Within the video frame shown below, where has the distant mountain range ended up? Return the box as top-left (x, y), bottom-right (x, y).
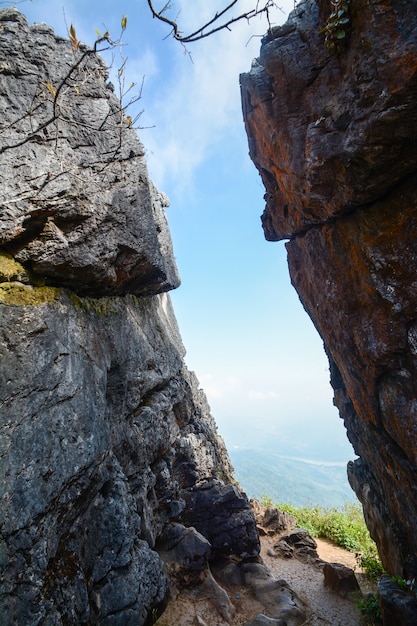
top-left (229, 448), bottom-right (358, 509)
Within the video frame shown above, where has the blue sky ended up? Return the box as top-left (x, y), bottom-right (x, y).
top-left (18, 0), bottom-right (355, 463)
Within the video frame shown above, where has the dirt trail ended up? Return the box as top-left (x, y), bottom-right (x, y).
top-left (156, 536), bottom-right (373, 625)
top-left (262, 536), bottom-right (370, 625)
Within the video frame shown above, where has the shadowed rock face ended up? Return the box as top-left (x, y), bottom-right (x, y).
top-left (241, 0), bottom-right (417, 578)
top-left (0, 9), bottom-right (259, 625)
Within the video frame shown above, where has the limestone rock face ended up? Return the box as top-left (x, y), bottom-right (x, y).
top-left (241, 0), bottom-right (417, 578)
top-left (0, 9), bottom-right (259, 625)
top-left (0, 9), bottom-right (179, 297)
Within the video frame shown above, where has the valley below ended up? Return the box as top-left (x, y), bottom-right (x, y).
top-left (229, 448), bottom-right (358, 508)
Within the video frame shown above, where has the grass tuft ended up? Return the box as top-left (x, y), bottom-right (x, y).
top-left (262, 497), bottom-right (384, 579)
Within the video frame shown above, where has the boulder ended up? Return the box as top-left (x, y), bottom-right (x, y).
top-left (179, 481), bottom-right (260, 560)
top-left (273, 539), bottom-right (295, 559)
top-left (323, 562), bottom-right (361, 599)
top-left (251, 500), bottom-right (297, 536)
top-left (279, 529), bottom-right (320, 566)
top-left (156, 523), bottom-right (211, 586)
top-left (378, 575), bottom-right (417, 626)
top-left (281, 529), bottom-right (317, 550)
top-left (241, 561), bottom-right (306, 626)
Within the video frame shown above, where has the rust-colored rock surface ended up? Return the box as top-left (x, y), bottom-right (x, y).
top-left (241, 0), bottom-right (417, 579)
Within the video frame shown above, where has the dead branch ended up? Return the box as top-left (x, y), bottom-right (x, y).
top-left (146, 0), bottom-right (279, 43)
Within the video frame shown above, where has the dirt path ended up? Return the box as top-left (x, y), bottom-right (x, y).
top-left (156, 536), bottom-right (372, 625)
top-left (262, 536), bottom-right (368, 626)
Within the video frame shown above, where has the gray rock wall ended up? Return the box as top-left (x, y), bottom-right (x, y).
top-left (0, 9), bottom-right (259, 625)
top-left (0, 9), bottom-right (179, 297)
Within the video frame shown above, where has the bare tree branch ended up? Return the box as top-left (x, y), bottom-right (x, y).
top-left (0, 28), bottom-right (142, 157)
top-left (0, 19), bottom-right (148, 212)
top-left (146, 0), bottom-right (279, 43)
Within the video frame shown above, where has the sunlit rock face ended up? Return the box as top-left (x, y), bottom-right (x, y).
top-left (0, 9), bottom-right (179, 297)
top-left (241, 0), bottom-right (417, 579)
top-left (0, 9), bottom-right (259, 625)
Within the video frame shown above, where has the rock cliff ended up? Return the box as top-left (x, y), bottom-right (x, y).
top-left (0, 10), bottom-right (260, 625)
top-left (241, 0), bottom-right (417, 580)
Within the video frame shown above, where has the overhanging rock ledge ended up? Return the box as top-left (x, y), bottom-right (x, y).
top-left (241, 0), bottom-right (417, 580)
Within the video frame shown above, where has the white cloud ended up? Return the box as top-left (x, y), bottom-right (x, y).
top-left (23, 0), bottom-right (295, 196)
top-left (143, 0), bottom-right (294, 195)
top-left (198, 373), bottom-right (225, 399)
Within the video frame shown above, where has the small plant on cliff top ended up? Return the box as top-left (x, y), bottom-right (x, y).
top-left (320, 0), bottom-right (351, 55)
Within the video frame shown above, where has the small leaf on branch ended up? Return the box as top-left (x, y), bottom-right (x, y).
top-left (121, 15), bottom-right (127, 30)
top-left (69, 23), bottom-right (79, 49)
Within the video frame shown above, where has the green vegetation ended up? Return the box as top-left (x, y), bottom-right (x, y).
top-left (320, 0), bottom-right (351, 55)
top-left (262, 497), bottom-right (384, 579)
top-left (261, 497), bottom-right (389, 622)
top-left (0, 251), bottom-right (49, 289)
top-left (263, 498), bottom-right (387, 623)
top-left (68, 292), bottom-right (119, 317)
top-left (356, 593), bottom-right (382, 625)
top-left (0, 282), bottom-right (61, 306)
top-left (0, 252), bottom-right (29, 283)
top-left (230, 449), bottom-right (356, 508)
top-left (391, 575), bottom-right (417, 597)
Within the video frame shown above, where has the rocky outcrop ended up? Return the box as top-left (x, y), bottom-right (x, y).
top-left (0, 9), bottom-right (260, 625)
top-left (0, 10), bottom-right (179, 297)
top-left (241, 0), bottom-right (417, 580)
top-left (378, 575), bottom-right (417, 626)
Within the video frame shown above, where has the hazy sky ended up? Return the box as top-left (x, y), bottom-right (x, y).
top-left (18, 0), bottom-right (355, 463)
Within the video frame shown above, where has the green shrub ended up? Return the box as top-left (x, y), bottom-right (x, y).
top-left (356, 593), bottom-right (382, 625)
top-left (391, 575), bottom-right (417, 597)
top-left (262, 498), bottom-right (384, 579)
top-left (357, 550), bottom-right (385, 581)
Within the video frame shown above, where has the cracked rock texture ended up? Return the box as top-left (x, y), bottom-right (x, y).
top-left (241, 0), bottom-right (417, 580)
top-left (0, 9), bottom-right (259, 625)
top-left (0, 9), bottom-right (179, 297)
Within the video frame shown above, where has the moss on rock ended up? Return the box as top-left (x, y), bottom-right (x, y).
top-left (0, 282), bottom-right (61, 306)
top-left (68, 292), bottom-right (119, 317)
top-left (0, 252), bottom-right (30, 283)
